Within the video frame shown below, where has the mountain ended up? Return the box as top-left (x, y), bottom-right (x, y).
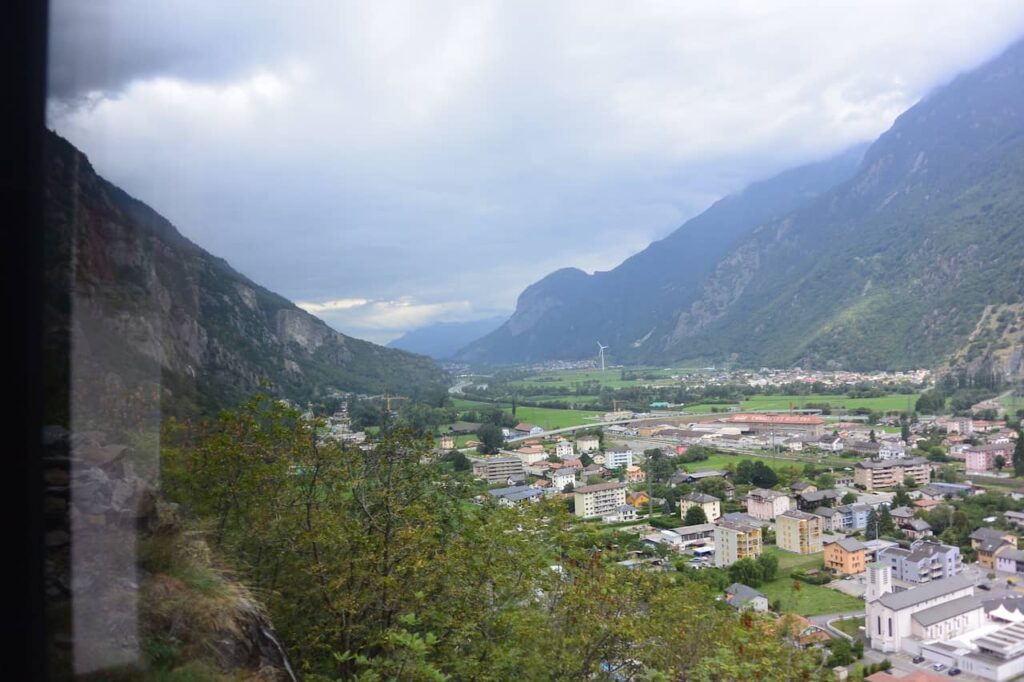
top-left (457, 144), bottom-right (868, 364)
top-left (387, 315), bottom-right (507, 359)
top-left (44, 131), bottom-right (448, 417)
top-left (459, 38), bottom-right (1024, 378)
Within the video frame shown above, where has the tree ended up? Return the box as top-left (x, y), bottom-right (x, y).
top-left (441, 449), bottom-right (471, 471)
top-left (892, 486), bottom-right (911, 508)
top-left (476, 423), bottom-right (504, 454)
top-left (684, 505), bottom-right (708, 526)
top-left (841, 492), bottom-right (858, 505)
top-left (901, 419), bottom-right (911, 443)
top-left (995, 455), bottom-right (1007, 472)
top-left (869, 429), bottom-right (877, 443)
top-left (866, 510), bottom-right (880, 540)
top-left (696, 477), bottom-right (728, 499)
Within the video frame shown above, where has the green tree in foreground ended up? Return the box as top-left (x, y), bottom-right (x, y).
top-left (684, 505), bottom-right (708, 525)
top-left (164, 395), bottom-right (824, 681)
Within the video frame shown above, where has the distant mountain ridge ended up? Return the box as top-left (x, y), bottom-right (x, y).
top-left (458, 38), bottom-right (1024, 379)
top-left (387, 315), bottom-right (507, 359)
top-left (45, 131), bottom-right (448, 416)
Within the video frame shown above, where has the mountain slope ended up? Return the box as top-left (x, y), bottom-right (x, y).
top-left (387, 315), bottom-right (507, 359)
top-left (456, 145), bottom-right (867, 364)
top-left (44, 131), bottom-right (448, 416)
top-left (656, 37), bottom-right (1024, 375)
top-left (459, 38), bottom-right (1024, 377)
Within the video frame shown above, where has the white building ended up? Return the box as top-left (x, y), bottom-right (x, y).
top-left (555, 440), bottom-right (574, 458)
top-left (549, 468), bottom-right (577, 491)
top-left (745, 488), bottom-right (792, 521)
top-left (605, 446), bottom-right (634, 469)
top-left (866, 564), bottom-right (975, 653)
top-left (576, 435), bottom-right (600, 453)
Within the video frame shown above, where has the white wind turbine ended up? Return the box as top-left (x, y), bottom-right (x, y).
top-left (596, 342), bottom-right (608, 371)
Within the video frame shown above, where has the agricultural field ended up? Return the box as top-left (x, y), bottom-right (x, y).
top-left (450, 398), bottom-right (603, 431)
top-left (506, 367), bottom-right (701, 391)
top-left (680, 393), bottom-right (920, 414)
top-left (758, 547), bottom-right (864, 616)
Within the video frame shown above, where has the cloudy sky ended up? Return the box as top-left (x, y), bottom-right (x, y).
top-left (48, 1), bottom-right (1024, 344)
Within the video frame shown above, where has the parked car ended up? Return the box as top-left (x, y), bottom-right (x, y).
top-left (948, 668), bottom-right (962, 676)
top-left (933, 663), bottom-right (947, 671)
top-left (979, 583), bottom-right (991, 591)
top-left (912, 656), bottom-right (925, 664)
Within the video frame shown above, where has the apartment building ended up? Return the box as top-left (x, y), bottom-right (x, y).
top-left (877, 539), bottom-right (962, 583)
top-left (825, 538), bottom-right (867, 575)
top-left (854, 457), bottom-right (931, 491)
top-left (573, 481), bottom-right (627, 519)
top-left (713, 519), bottom-right (763, 567)
top-left (472, 456), bottom-right (526, 484)
top-left (776, 509), bottom-right (823, 554)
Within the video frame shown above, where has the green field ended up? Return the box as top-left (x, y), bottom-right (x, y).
top-left (680, 393), bottom-right (920, 414)
top-left (506, 367), bottom-right (712, 392)
top-left (451, 398), bottom-right (604, 431)
top-left (677, 450), bottom-right (854, 474)
top-left (758, 547), bottom-right (864, 616)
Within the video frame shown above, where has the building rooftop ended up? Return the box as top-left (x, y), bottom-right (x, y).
top-left (748, 488), bottom-right (788, 500)
top-left (827, 538), bottom-right (866, 553)
top-left (575, 482), bottom-right (626, 493)
top-left (682, 492), bottom-right (719, 504)
top-left (716, 519), bottom-right (760, 534)
top-left (876, 575), bottom-right (973, 611)
top-left (725, 583), bottom-right (766, 606)
top-left (855, 457), bottom-right (929, 469)
top-left (720, 413), bottom-right (824, 425)
top-left (778, 509), bottom-right (820, 521)
top-left (974, 620), bottom-right (1024, 659)
top-left (911, 595), bottom-right (983, 627)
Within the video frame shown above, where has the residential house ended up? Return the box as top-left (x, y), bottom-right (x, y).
top-left (791, 481), bottom-right (817, 496)
top-left (573, 482), bottom-right (628, 519)
top-left (713, 519), bottom-right (763, 567)
top-left (825, 538), bottom-right (867, 575)
top-left (971, 528), bottom-right (1018, 569)
top-left (602, 505), bottom-right (638, 523)
top-left (576, 435), bottom-right (600, 453)
top-left (516, 444), bottom-right (547, 465)
top-left (836, 503), bottom-right (872, 531)
top-left (796, 488), bottom-right (839, 511)
top-left (549, 468), bottom-right (577, 491)
top-left (877, 539), bottom-right (962, 583)
top-left (854, 457), bottom-right (931, 491)
top-left (625, 465), bottom-right (645, 483)
top-left (625, 491), bottom-right (650, 509)
top-left (514, 422), bottom-right (544, 437)
top-left (812, 506), bottom-right (841, 533)
top-left (818, 435), bottom-right (844, 452)
top-left (745, 488), bottom-right (792, 520)
top-left (677, 470), bottom-right (730, 486)
top-left (555, 440), bottom-right (574, 458)
top-left (878, 442), bottom-right (907, 460)
top-left (1004, 510), bottom-right (1024, 528)
top-left (996, 549), bottom-right (1024, 575)
top-left (902, 518), bottom-right (933, 540)
top-left (724, 583), bottom-right (769, 612)
top-left (776, 509), bottom-right (823, 555)
top-left (679, 492), bottom-right (721, 523)
top-left (439, 434), bottom-right (455, 450)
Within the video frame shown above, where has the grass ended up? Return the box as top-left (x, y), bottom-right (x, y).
top-left (758, 547), bottom-right (865, 617)
top-left (738, 393), bottom-right (919, 413)
top-left (832, 616), bottom-right (865, 639)
top-left (451, 398), bottom-right (604, 431)
top-left (1001, 393), bottom-right (1024, 415)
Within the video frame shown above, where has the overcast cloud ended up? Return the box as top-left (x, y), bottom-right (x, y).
top-left (48, 1), bottom-right (1024, 343)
